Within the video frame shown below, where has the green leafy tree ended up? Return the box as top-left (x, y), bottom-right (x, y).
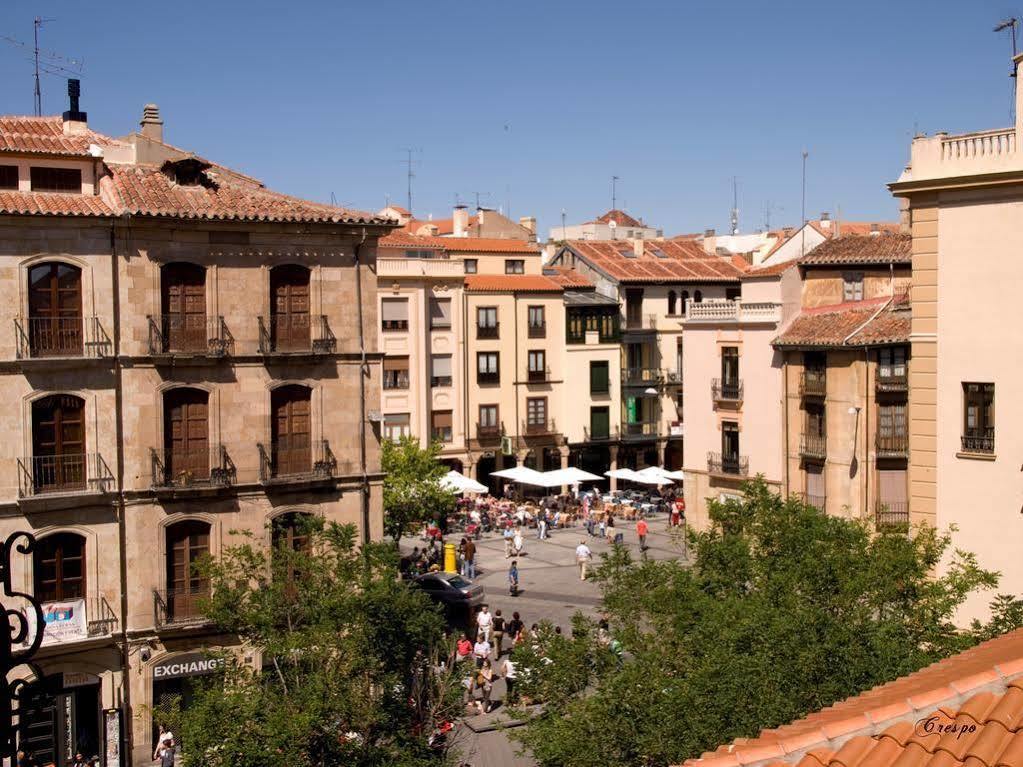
top-left (382, 435), bottom-right (456, 543)
top-left (162, 518), bottom-right (463, 767)
top-left (514, 478), bottom-right (1023, 767)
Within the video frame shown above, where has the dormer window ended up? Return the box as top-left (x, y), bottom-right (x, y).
top-left (30, 167), bottom-right (81, 193)
top-left (163, 158), bottom-right (209, 187)
top-left (0, 165), bottom-right (17, 190)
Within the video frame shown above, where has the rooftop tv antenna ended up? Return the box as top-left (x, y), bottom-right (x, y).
top-left (34, 17), bottom-right (55, 115)
top-left (611, 175), bottom-right (620, 211)
top-left (994, 18), bottom-right (1019, 122)
top-left (400, 147), bottom-right (420, 213)
top-left (801, 150), bottom-right (809, 256)
top-left (472, 191), bottom-right (490, 210)
top-left (730, 176), bottom-right (740, 236)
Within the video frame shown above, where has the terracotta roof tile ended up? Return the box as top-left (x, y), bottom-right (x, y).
top-left (544, 266), bottom-right (593, 288)
top-left (463, 275), bottom-right (564, 293)
top-left (380, 231), bottom-right (539, 254)
top-left (563, 239), bottom-right (745, 284)
top-left (590, 209), bottom-right (644, 227)
top-left (0, 189), bottom-right (114, 216)
top-left (773, 296), bottom-right (910, 348)
top-left (801, 233), bottom-right (911, 266)
top-left (680, 630), bottom-right (1023, 767)
top-left (0, 116), bottom-right (121, 157)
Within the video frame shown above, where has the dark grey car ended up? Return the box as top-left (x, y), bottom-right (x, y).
top-left (412, 572), bottom-right (485, 609)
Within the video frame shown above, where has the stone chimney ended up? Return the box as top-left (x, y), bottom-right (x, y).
top-left (61, 79), bottom-right (88, 135)
top-left (818, 212), bottom-right (831, 231)
top-left (701, 228), bottom-right (717, 255)
top-left (140, 104), bottom-right (164, 142)
top-left (453, 205), bottom-right (469, 237)
top-left (519, 216), bottom-right (537, 236)
top-left (870, 222), bottom-right (880, 235)
top-left (631, 238), bottom-right (645, 258)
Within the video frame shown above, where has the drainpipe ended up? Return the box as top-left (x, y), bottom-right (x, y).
top-left (110, 215), bottom-right (133, 761)
top-left (462, 285), bottom-right (470, 475)
top-left (864, 345), bottom-right (870, 522)
top-left (353, 229), bottom-right (371, 545)
top-left (783, 352), bottom-right (790, 497)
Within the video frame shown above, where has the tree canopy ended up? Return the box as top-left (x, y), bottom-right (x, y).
top-left (382, 435), bottom-right (456, 543)
top-left (162, 518), bottom-right (462, 767)
top-left (513, 478), bottom-right (1023, 767)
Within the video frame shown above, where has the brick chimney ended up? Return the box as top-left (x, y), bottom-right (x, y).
top-left (453, 205), bottom-right (469, 237)
top-left (140, 104), bottom-right (164, 142)
top-left (61, 79), bottom-right (88, 135)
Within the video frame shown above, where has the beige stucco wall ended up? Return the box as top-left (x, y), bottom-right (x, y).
top-left (801, 267), bottom-right (912, 308)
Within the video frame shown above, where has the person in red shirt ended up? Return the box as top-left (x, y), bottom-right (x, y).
top-left (636, 515), bottom-right (649, 550)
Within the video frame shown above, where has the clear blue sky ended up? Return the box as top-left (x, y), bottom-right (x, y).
top-left (2, 0), bottom-right (1019, 236)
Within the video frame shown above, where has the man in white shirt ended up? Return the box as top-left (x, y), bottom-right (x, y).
top-left (476, 605), bottom-right (493, 642)
top-left (576, 541), bottom-right (593, 580)
top-left (473, 635), bottom-right (491, 667)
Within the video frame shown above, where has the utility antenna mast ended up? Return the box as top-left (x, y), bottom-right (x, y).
top-left (400, 148), bottom-right (417, 213)
top-left (994, 18), bottom-right (1019, 122)
top-left (611, 175), bottom-right (620, 210)
top-left (730, 176), bottom-right (740, 236)
top-left (33, 17), bottom-right (56, 116)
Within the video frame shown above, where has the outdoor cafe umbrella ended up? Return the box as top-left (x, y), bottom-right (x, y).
top-left (440, 470), bottom-right (488, 494)
top-left (490, 465), bottom-right (555, 488)
top-left (543, 467), bottom-right (604, 485)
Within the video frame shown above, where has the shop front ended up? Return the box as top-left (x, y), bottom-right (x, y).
top-left (20, 671), bottom-right (103, 765)
top-left (148, 651), bottom-right (226, 754)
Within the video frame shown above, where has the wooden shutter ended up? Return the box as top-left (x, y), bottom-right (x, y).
top-left (590, 407), bottom-right (609, 439)
top-left (590, 361), bottom-right (608, 393)
top-left (28, 262), bottom-right (83, 356)
top-left (32, 395), bottom-right (86, 491)
top-left (166, 521), bottom-right (210, 620)
top-left (33, 533), bottom-right (85, 602)
top-left (165, 388), bottom-right (209, 480)
top-left (878, 469), bottom-right (907, 506)
top-left (805, 464), bottom-right (825, 501)
top-left (270, 265), bottom-right (311, 351)
top-left (162, 263), bottom-right (207, 351)
top-left (272, 385), bottom-right (312, 476)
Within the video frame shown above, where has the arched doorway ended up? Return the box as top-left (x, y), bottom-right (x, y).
top-left (269, 265), bottom-right (311, 351)
top-left (28, 262), bottom-right (82, 356)
top-left (32, 394), bottom-right (86, 493)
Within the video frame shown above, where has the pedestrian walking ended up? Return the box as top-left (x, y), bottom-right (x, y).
top-left (473, 633), bottom-right (491, 667)
top-left (462, 537), bottom-right (477, 580)
top-left (506, 611), bottom-right (524, 647)
top-left (475, 605), bottom-right (493, 642)
top-left (576, 540), bottom-right (593, 580)
top-left (476, 659), bottom-right (495, 713)
top-left (605, 515), bottom-right (616, 544)
top-left (503, 525), bottom-right (514, 558)
top-left (492, 609), bottom-right (506, 656)
top-left (636, 515), bottom-right (649, 550)
top-left (507, 560), bottom-right (519, 597)
top-left (455, 631), bottom-right (473, 662)
top-left (503, 656), bottom-right (518, 704)
top-left (537, 514), bottom-right (548, 540)
top-left (513, 526), bottom-right (524, 557)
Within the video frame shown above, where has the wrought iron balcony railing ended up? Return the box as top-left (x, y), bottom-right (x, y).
top-left (475, 422), bottom-right (504, 444)
top-left (664, 368), bottom-right (683, 386)
top-left (875, 501), bottom-right (910, 531)
top-left (527, 366), bottom-right (551, 383)
top-left (148, 315), bottom-right (232, 356)
top-left (528, 322), bottom-right (546, 338)
top-left (623, 313), bottom-right (657, 332)
top-left (799, 433), bottom-right (827, 460)
top-left (876, 370), bottom-right (908, 393)
top-left (875, 432), bottom-right (909, 458)
top-left (583, 424), bottom-right (619, 442)
top-left (477, 371), bottom-right (499, 385)
top-left (522, 418), bottom-right (558, 437)
top-left (258, 440), bottom-right (336, 483)
top-left (150, 445), bottom-right (236, 489)
top-left (15, 316), bottom-right (111, 359)
top-left (712, 378), bottom-right (744, 402)
top-left (707, 452), bottom-right (749, 476)
top-left (803, 493), bottom-right (826, 512)
top-left (154, 586), bottom-right (210, 628)
top-left (961, 430), bottom-right (994, 454)
top-left (476, 323), bottom-right (499, 340)
top-left (621, 421), bottom-right (660, 440)
top-left (622, 367), bottom-right (663, 387)
top-left (17, 453), bottom-right (114, 498)
top-left (258, 315), bottom-right (336, 354)
top-left (800, 369), bottom-right (827, 398)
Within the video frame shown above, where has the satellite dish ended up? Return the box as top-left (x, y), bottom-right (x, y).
top-left (608, 220), bottom-right (617, 229)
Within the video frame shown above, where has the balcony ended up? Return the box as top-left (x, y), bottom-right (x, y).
top-left (622, 367), bottom-right (664, 387)
top-left (707, 452), bottom-right (749, 476)
top-left (15, 317), bottom-right (111, 359)
top-left (477, 323), bottom-right (499, 340)
top-left (258, 315), bottom-right (336, 354)
top-left (685, 300), bottom-right (781, 324)
top-left (664, 368), bottom-right (683, 386)
top-left (376, 257), bottom-right (464, 278)
top-left (528, 322), bottom-right (546, 339)
top-left (623, 313), bottom-right (657, 334)
top-left (258, 440), bottom-right (336, 484)
top-left (799, 433), bottom-right (827, 461)
top-left (150, 445), bottom-right (236, 490)
top-left (875, 432), bottom-right (909, 458)
top-left (477, 371), bottom-right (499, 385)
top-left (712, 378), bottom-right (744, 403)
top-left (800, 369), bottom-right (827, 398)
top-left (896, 127), bottom-right (1020, 186)
top-left (621, 421), bottom-right (660, 441)
top-left (583, 424), bottom-right (619, 442)
top-left (431, 375), bottom-right (453, 387)
top-left (154, 586), bottom-right (210, 628)
top-left (17, 453), bottom-right (114, 498)
top-left (522, 418), bottom-right (558, 437)
top-left (961, 430), bottom-right (995, 454)
top-left (875, 501), bottom-right (910, 531)
top-left (527, 367), bottom-right (551, 384)
top-left (475, 422), bottom-right (504, 445)
top-left (876, 369), bottom-right (908, 393)
top-left (802, 493), bottom-right (826, 512)
top-left (148, 315), bottom-right (232, 357)
top-left (381, 319), bottom-right (409, 332)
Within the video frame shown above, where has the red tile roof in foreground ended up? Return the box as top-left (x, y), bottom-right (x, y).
top-left (379, 232), bottom-right (540, 254)
top-left (0, 116), bottom-right (119, 156)
top-left (464, 275), bottom-right (564, 293)
top-left (544, 266), bottom-right (593, 288)
top-left (0, 189), bottom-right (115, 217)
top-left (681, 628), bottom-right (1023, 767)
top-left (801, 233), bottom-right (912, 266)
top-left (564, 239), bottom-right (746, 284)
top-left (773, 295), bottom-right (910, 348)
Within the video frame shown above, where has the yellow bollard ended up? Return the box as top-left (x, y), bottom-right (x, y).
top-left (444, 542), bottom-right (457, 574)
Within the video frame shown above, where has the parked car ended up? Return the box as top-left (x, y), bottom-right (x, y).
top-left (411, 572), bottom-right (484, 609)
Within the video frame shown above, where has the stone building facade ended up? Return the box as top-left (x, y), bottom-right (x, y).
top-left (0, 101), bottom-right (392, 765)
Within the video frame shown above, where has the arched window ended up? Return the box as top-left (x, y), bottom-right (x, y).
top-left (34, 532), bottom-right (86, 602)
top-left (32, 394), bottom-right (86, 493)
top-left (694, 290), bottom-right (703, 303)
top-left (163, 388), bottom-right (209, 482)
top-left (269, 265), bottom-right (311, 351)
top-left (28, 262), bottom-right (82, 357)
top-left (160, 263), bottom-right (206, 352)
top-left (271, 385), bottom-right (312, 477)
top-left (667, 290), bottom-right (677, 315)
top-left (165, 520), bottom-right (210, 622)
